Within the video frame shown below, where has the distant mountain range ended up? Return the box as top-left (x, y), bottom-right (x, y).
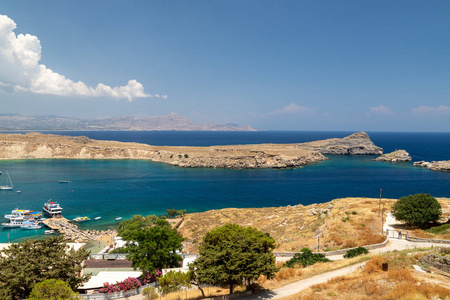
top-left (0, 113), bottom-right (256, 131)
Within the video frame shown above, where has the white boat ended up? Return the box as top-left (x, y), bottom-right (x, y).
top-left (73, 216), bottom-right (90, 222)
top-left (2, 219), bottom-right (24, 228)
top-left (43, 200), bottom-right (63, 217)
top-left (21, 222), bottom-right (43, 230)
top-left (115, 217), bottom-right (122, 221)
top-left (59, 180), bottom-right (70, 183)
top-left (94, 217), bottom-right (101, 220)
top-left (5, 209), bottom-right (31, 219)
top-left (0, 171), bottom-right (13, 190)
top-left (44, 230), bottom-right (55, 235)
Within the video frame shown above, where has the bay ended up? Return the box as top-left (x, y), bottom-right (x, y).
top-left (0, 131), bottom-right (449, 243)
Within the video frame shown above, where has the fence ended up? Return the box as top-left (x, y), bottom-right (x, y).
top-left (386, 229), bottom-right (450, 244)
top-left (274, 236), bottom-right (389, 258)
top-left (80, 282), bottom-right (157, 300)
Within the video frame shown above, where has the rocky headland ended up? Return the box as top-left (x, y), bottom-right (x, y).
top-left (300, 131), bottom-right (383, 155)
top-left (414, 160), bottom-right (450, 172)
top-left (0, 131), bottom-right (382, 169)
top-left (374, 150), bottom-right (412, 162)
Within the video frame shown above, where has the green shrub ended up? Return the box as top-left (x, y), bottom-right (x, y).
top-left (344, 246), bottom-right (369, 258)
top-left (184, 154), bottom-right (189, 158)
top-left (142, 287), bottom-right (158, 300)
top-left (284, 248), bottom-right (331, 268)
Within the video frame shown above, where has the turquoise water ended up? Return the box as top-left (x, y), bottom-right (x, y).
top-left (0, 131), bottom-right (449, 242)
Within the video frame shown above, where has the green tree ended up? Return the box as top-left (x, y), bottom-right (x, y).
top-left (190, 223), bottom-right (277, 294)
top-left (158, 270), bottom-right (191, 295)
top-left (118, 215), bottom-right (183, 272)
top-left (392, 194), bottom-right (442, 227)
top-left (0, 236), bottom-right (90, 300)
top-left (28, 279), bottom-right (82, 300)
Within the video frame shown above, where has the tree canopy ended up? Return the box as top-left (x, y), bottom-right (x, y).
top-left (190, 223), bottom-right (277, 294)
top-left (0, 236), bottom-right (90, 300)
top-left (391, 193), bottom-right (442, 227)
top-left (158, 270), bottom-right (191, 295)
top-left (117, 215), bottom-right (183, 272)
top-left (28, 279), bottom-right (82, 300)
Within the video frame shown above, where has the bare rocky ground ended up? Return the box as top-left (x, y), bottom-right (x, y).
top-left (178, 197), bottom-right (450, 254)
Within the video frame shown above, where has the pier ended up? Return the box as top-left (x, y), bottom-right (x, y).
top-left (43, 217), bottom-right (95, 242)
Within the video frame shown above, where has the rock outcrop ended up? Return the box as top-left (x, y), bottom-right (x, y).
top-left (374, 150), bottom-right (412, 162)
top-left (414, 160), bottom-right (450, 172)
top-left (300, 132), bottom-right (383, 155)
top-left (0, 131), bottom-right (382, 169)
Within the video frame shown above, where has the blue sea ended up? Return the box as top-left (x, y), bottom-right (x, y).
top-left (0, 131), bottom-right (449, 243)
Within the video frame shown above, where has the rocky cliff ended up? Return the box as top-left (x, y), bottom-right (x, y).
top-left (374, 150), bottom-right (412, 162)
top-left (0, 131), bottom-right (382, 169)
top-left (300, 132), bottom-right (383, 155)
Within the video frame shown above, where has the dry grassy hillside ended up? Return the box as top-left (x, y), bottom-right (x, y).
top-left (178, 197), bottom-right (450, 253)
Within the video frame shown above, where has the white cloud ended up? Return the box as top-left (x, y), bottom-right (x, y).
top-left (0, 14), bottom-right (165, 101)
top-left (369, 105), bottom-right (392, 115)
top-left (411, 105), bottom-right (450, 115)
top-left (268, 103), bottom-right (315, 115)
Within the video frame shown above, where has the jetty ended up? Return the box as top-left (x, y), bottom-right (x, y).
top-left (43, 217), bottom-right (95, 242)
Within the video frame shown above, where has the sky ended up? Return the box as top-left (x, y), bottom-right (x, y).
top-left (0, 1), bottom-right (449, 131)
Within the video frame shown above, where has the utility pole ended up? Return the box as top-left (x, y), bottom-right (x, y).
top-left (317, 236), bottom-right (320, 252)
top-left (381, 203), bottom-right (385, 235)
top-left (378, 188), bottom-right (382, 217)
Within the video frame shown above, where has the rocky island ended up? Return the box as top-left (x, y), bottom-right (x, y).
top-left (414, 160), bottom-right (450, 172)
top-left (0, 131), bottom-right (382, 169)
top-left (374, 150), bottom-right (412, 162)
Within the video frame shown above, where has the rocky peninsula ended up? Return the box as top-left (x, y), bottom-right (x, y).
top-left (0, 131), bottom-right (382, 169)
top-left (374, 150), bottom-right (412, 162)
top-left (414, 160), bottom-right (450, 172)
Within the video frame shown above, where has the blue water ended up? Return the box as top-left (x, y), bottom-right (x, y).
top-left (0, 131), bottom-right (449, 243)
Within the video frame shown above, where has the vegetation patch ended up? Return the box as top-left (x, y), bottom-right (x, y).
top-left (343, 246), bottom-right (369, 258)
top-left (284, 248), bottom-right (331, 268)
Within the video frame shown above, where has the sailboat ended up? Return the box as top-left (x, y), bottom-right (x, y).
top-left (0, 172), bottom-right (13, 190)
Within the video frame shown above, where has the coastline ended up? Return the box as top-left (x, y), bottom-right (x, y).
top-left (0, 131), bottom-right (381, 169)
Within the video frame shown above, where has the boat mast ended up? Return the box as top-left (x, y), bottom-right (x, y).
top-left (6, 172), bottom-right (13, 189)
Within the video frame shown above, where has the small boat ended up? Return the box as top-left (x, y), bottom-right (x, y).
top-left (94, 217), bottom-right (101, 221)
top-left (59, 180), bottom-right (70, 183)
top-left (0, 171), bottom-right (13, 190)
top-left (73, 216), bottom-right (91, 222)
top-left (44, 230), bottom-right (55, 235)
top-left (16, 190), bottom-right (21, 193)
top-left (21, 222), bottom-right (43, 230)
top-left (115, 217), bottom-right (122, 221)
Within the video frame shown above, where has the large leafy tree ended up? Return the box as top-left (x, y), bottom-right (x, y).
top-left (392, 193), bottom-right (442, 227)
top-left (118, 215), bottom-right (183, 272)
top-left (0, 236), bottom-right (90, 300)
top-left (190, 223), bottom-right (277, 294)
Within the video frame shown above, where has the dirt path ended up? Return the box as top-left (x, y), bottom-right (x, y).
top-left (240, 262), bottom-right (366, 300)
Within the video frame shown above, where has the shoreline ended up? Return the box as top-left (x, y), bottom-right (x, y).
top-left (0, 131), bottom-right (381, 169)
